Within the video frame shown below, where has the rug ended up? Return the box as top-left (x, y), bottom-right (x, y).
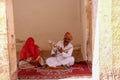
top-left (18, 61), bottom-right (92, 79)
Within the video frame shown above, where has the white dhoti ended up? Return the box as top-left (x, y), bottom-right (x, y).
top-left (46, 41), bottom-right (75, 67)
top-left (46, 56), bottom-right (75, 67)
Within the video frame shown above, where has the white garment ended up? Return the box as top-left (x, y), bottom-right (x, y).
top-left (19, 56), bottom-right (45, 69)
top-left (46, 41), bottom-right (75, 67)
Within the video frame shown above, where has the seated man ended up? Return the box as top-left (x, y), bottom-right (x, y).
top-left (19, 37), bottom-right (45, 68)
top-left (46, 32), bottom-right (75, 68)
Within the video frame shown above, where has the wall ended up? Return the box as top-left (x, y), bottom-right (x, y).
top-left (0, 0), bottom-right (10, 80)
top-left (92, 0), bottom-right (118, 79)
top-left (92, 0), bottom-right (98, 52)
top-left (80, 0), bottom-right (88, 60)
top-left (1, 0), bottom-right (120, 80)
top-left (13, 0), bottom-right (82, 53)
top-left (112, 0), bottom-right (120, 79)
top-left (80, 0), bottom-right (93, 62)
top-left (84, 0), bottom-right (93, 62)
top-left (0, 0), bottom-right (17, 80)
top-left (98, 0), bottom-right (112, 79)
top-left (6, 0), bottom-right (17, 79)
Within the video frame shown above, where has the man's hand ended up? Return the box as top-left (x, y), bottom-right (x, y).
top-left (51, 54), bottom-right (56, 57)
top-left (58, 48), bottom-right (64, 53)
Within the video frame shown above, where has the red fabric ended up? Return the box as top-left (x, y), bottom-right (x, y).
top-left (20, 37), bottom-right (40, 61)
top-left (18, 61), bottom-right (92, 79)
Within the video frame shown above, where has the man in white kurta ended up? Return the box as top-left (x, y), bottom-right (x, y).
top-left (46, 32), bottom-right (75, 67)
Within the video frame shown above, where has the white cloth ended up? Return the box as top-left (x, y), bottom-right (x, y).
top-left (19, 61), bottom-right (35, 69)
top-left (19, 56), bottom-right (45, 69)
top-left (46, 41), bottom-right (75, 67)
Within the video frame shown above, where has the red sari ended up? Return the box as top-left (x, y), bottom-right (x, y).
top-left (20, 37), bottom-right (43, 66)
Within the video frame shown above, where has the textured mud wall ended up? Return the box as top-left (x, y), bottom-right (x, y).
top-left (99, 0), bottom-right (113, 79)
top-left (6, 0), bottom-right (17, 79)
top-left (112, 0), bottom-right (120, 79)
top-left (80, 0), bottom-right (93, 62)
top-left (0, 0), bottom-right (120, 80)
top-left (80, 0), bottom-right (88, 60)
top-left (0, 0), bottom-right (17, 80)
top-left (85, 0), bottom-right (93, 63)
top-left (99, 0), bottom-right (120, 80)
top-left (0, 0), bottom-right (10, 80)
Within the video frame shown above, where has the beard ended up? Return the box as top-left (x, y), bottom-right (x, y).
top-left (64, 40), bottom-right (69, 46)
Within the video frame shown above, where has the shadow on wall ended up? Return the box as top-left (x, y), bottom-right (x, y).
top-left (16, 39), bottom-right (25, 62)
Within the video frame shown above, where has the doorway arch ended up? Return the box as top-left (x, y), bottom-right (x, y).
top-left (0, 0), bottom-right (101, 79)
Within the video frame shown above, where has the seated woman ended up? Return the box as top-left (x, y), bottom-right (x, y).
top-left (19, 37), bottom-right (45, 68)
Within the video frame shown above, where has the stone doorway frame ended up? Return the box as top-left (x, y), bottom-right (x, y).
top-left (6, 0), bottom-right (119, 79)
top-left (0, 0), bottom-right (105, 79)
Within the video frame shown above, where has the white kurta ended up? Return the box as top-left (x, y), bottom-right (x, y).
top-left (46, 41), bottom-right (75, 67)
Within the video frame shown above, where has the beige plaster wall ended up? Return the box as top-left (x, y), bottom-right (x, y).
top-left (80, 0), bottom-right (88, 60)
top-left (80, 0), bottom-right (93, 60)
top-left (13, 0), bottom-right (82, 52)
top-left (85, 0), bottom-right (93, 62)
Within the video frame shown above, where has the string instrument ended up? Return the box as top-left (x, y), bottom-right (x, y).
top-left (48, 40), bottom-right (72, 53)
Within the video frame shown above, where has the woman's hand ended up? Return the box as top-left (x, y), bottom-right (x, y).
top-left (26, 57), bottom-right (32, 62)
top-left (29, 60), bottom-right (36, 64)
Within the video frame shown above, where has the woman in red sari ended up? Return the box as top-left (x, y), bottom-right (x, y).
top-left (19, 37), bottom-right (45, 67)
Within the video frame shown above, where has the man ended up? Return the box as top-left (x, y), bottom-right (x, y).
top-left (46, 32), bottom-right (75, 68)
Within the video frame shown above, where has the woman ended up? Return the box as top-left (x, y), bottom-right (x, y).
top-left (19, 37), bottom-right (45, 67)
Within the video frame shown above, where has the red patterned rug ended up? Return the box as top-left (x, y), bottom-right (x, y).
top-left (18, 61), bottom-right (92, 79)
